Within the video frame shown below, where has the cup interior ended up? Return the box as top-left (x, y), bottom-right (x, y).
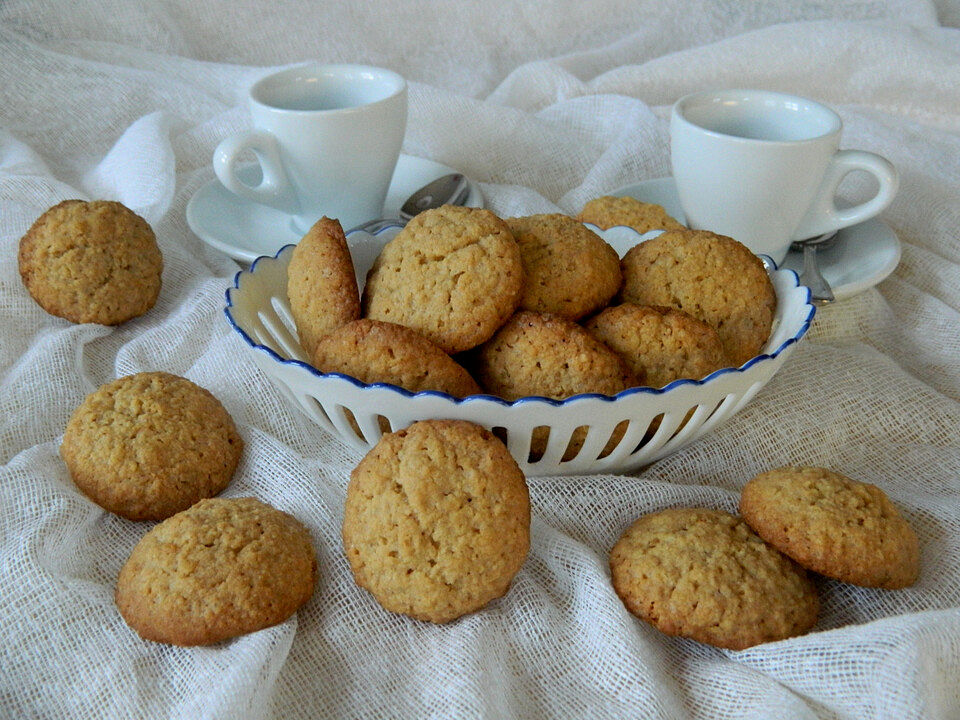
top-left (677, 90), bottom-right (840, 142)
top-left (252, 63), bottom-right (405, 113)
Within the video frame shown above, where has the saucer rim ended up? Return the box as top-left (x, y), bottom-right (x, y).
top-left (608, 175), bottom-right (902, 301)
top-left (186, 153), bottom-right (484, 263)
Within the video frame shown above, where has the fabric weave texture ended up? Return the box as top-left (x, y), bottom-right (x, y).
top-left (1, 1), bottom-right (958, 717)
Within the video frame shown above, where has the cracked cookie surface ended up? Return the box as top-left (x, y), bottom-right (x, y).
top-left (361, 205), bottom-right (523, 353)
top-left (287, 216), bottom-right (361, 358)
top-left (506, 213), bottom-right (621, 320)
top-left (18, 199), bottom-right (163, 325)
top-left (342, 420), bottom-right (530, 623)
top-left (61, 371), bottom-right (243, 521)
top-left (740, 466), bottom-right (920, 588)
top-left (620, 229), bottom-right (775, 366)
top-left (585, 303), bottom-right (728, 388)
top-left (116, 497), bottom-right (317, 646)
top-left (610, 507), bottom-right (818, 649)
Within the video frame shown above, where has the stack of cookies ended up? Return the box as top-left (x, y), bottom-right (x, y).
top-left (60, 369), bottom-right (318, 647)
top-left (286, 199), bottom-right (777, 459)
top-left (610, 466), bottom-right (920, 649)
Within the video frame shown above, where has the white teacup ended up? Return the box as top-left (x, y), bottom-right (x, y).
top-left (214, 63), bottom-right (407, 232)
top-left (670, 89), bottom-right (898, 263)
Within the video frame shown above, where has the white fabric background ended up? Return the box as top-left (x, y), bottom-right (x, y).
top-left (1, 1), bottom-right (959, 718)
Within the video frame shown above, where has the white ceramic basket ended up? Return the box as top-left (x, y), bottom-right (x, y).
top-left (225, 224), bottom-right (815, 476)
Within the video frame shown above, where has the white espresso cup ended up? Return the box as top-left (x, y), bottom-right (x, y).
top-left (214, 63), bottom-right (407, 232)
top-left (670, 89), bottom-right (898, 263)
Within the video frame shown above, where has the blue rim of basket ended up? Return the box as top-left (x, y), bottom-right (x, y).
top-left (224, 225), bottom-right (815, 408)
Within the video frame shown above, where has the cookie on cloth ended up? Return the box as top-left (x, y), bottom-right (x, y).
top-left (473, 311), bottom-right (638, 459)
top-left (312, 318), bottom-right (480, 397)
top-left (739, 466), bottom-right (920, 589)
top-left (620, 229), bottom-right (775, 366)
top-left (505, 213), bottom-right (621, 320)
top-left (609, 508), bottom-right (819, 650)
top-left (585, 303), bottom-right (728, 388)
top-left (287, 216), bottom-right (361, 358)
top-left (361, 205), bottom-right (524, 354)
top-left (342, 420), bottom-right (530, 623)
top-left (61, 372), bottom-right (243, 521)
top-left (576, 196), bottom-right (685, 234)
top-left (18, 199), bottom-right (163, 325)
top-left (116, 497), bottom-right (317, 646)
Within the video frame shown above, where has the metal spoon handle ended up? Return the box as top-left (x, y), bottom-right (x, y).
top-left (801, 242), bottom-right (835, 305)
top-left (349, 218), bottom-right (405, 234)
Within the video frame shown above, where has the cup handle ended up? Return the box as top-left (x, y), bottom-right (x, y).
top-left (213, 131), bottom-right (300, 214)
top-left (793, 150), bottom-right (899, 239)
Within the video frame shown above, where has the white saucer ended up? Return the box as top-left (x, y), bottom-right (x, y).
top-left (609, 177), bottom-right (902, 302)
top-left (186, 154), bottom-right (485, 263)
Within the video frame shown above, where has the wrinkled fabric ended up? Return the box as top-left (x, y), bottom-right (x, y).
top-left (1, 2), bottom-right (959, 718)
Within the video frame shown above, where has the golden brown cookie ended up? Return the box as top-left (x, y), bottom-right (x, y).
top-left (576, 196), bottom-right (685, 234)
top-left (506, 213), bottom-right (621, 320)
top-left (343, 420), bottom-right (530, 623)
top-left (61, 372), bottom-right (243, 521)
top-left (287, 216), bottom-right (361, 358)
top-left (585, 303), bottom-right (728, 388)
top-left (620, 229), bottom-right (775, 366)
top-left (116, 497), bottom-right (317, 646)
top-left (474, 311), bottom-right (638, 400)
top-left (361, 205), bottom-right (524, 354)
top-left (18, 199), bottom-right (163, 325)
top-left (610, 508), bottom-right (819, 649)
top-left (740, 466), bottom-right (920, 589)
top-left (473, 311), bottom-right (638, 459)
top-left (312, 319), bottom-right (480, 397)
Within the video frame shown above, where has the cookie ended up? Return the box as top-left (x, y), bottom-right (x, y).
top-left (740, 466), bottom-right (920, 589)
top-left (506, 214), bottom-right (621, 320)
top-left (475, 311), bottom-right (638, 400)
top-left (343, 420), bottom-right (530, 623)
top-left (610, 508), bottom-right (819, 649)
top-left (18, 199), bottom-right (163, 325)
top-left (576, 196), bottom-right (685, 234)
top-left (620, 229), bottom-right (775, 366)
top-left (361, 205), bottom-right (524, 353)
top-left (585, 303), bottom-right (728, 388)
top-left (287, 216), bottom-right (361, 358)
top-left (312, 319), bottom-right (480, 397)
top-left (116, 497), bottom-right (317, 646)
top-left (474, 311), bottom-right (637, 459)
top-left (61, 372), bottom-right (243, 521)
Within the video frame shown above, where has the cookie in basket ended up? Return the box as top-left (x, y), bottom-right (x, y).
top-left (576, 196), bottom-right (685, 234)
top-left (343, 420), bottom-right (530, 623)
top-left (740, 466), bottom-right (920, 589)
top-left (287, 216), bottom-right (361, 357)
top-left (61, 372), bottom-right (243, 521)
top-left (506, 213), bottom-right (621, 320)
top-left (361, 205), bottom-right (524, 354)
top-left (585, 303), bottom-right (728, 388)
top-left (609, 507), bottom-right (819, 649)
top-left (312, 319), bottom-right (480, 397)
top-left (116, 497), bottom-right (317, 646)
top-left (18, 199), bottom-right (162, 325)
top-left (474, 311), bottom-right (638, 460)
top-left (620, 229), bottom-right (775, 366)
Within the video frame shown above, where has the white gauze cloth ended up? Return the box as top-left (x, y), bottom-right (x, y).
top-left (0, 1), bottom-right (958, 718)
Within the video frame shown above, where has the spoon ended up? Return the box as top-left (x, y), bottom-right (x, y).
top-left (349, 173), bottom-right (471, 233)
top-left (790, 231), bottom-right (839, 306)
